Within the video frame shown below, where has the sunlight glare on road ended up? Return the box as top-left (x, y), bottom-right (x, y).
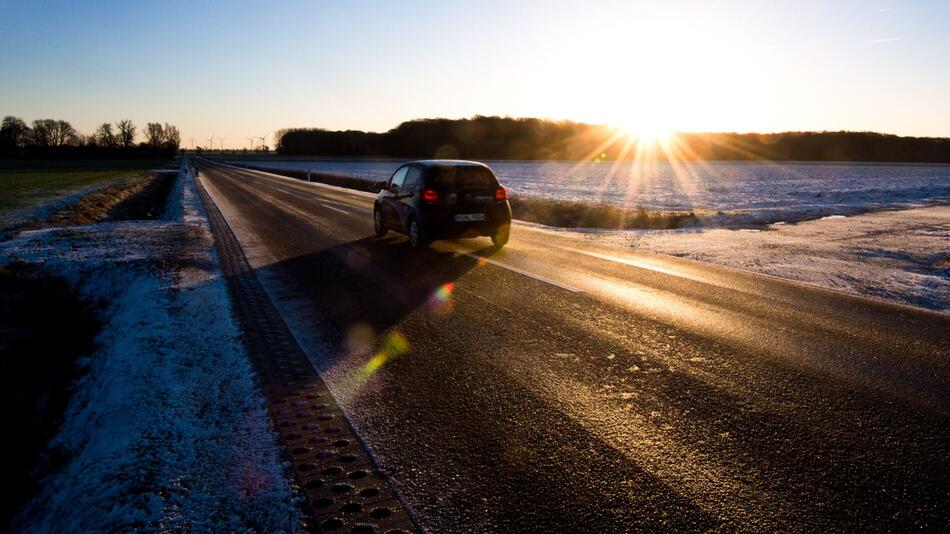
top-left (584, 276), bottom-right (709, 328)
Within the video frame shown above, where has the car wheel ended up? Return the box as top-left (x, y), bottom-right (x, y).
top-left (373, 209), bottom-right (387, 237)
top-left (408, 219), bottom-right (426, 248)
top-left (491, 224), bottom-right (510, 248)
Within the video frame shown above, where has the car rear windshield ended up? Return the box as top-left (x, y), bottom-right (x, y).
top-left (427, 166), bottom-right (497, 187)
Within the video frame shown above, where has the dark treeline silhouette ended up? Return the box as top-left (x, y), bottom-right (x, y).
top-left (1, 116), bottom-right (180, 159)
top-left (275, 116), bottom-right (950, 163)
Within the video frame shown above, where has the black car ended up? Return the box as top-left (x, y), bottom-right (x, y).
top-left (373, 160), bottom-right (512, 248)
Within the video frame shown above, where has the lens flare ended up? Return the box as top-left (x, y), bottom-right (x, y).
top-left (427, 282), bottom-right (456, 314)
top-left (380, 330), bottom-right (409, 356)
top-left (344, 329), bottom-right (411, 395)
top-left (360, 330), bottom-right (409, 373)
top-left (363, 353), bottom-right (388, 374)
top-left (435, 282), bottom-right (454, 302)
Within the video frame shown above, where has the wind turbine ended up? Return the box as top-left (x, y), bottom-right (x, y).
top-left (247, 137), bottom-right (257, 150)
top-left (218, 138), bottom-right (227, 151)
top-left (207, 134), bottom-right (214, 151)
top-left (258, 135), bottom-right (268, 150)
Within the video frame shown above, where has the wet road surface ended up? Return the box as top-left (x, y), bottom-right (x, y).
top-left (200, 161), bottom-right (950, 532)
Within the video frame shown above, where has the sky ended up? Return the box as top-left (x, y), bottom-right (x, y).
top-left (1, 0), bottom-right (949, 148)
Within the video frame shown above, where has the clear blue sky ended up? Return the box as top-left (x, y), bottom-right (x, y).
top-left (2, 0), bottom-right (948, 148)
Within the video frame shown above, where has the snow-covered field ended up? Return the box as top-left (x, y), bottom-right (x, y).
top-left (230, 158), bottom-right (950, 225)
top-left (0, 168), bottom-right (298, 531)
top-left (549, 205), bottom-right (950, 312)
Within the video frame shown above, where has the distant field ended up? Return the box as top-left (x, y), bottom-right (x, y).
top-left (0, 160), bottom-right (171, 228)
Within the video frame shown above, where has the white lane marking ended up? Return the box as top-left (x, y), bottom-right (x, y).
top-left (319, 198), bottom-right (357, 209)
top-left (228, 167), bottom-right (361, 216)
top-left (322, 203), bottom-right (350, 214)
top-left (226, 163), bottom-right (376, 198)
top-left (459, 252), bottom-right (583, 293)
top-left (233, 167), bottom-right (372, 210)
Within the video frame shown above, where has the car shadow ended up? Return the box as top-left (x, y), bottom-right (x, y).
top-left (252, 234), bottom-right (496, 363)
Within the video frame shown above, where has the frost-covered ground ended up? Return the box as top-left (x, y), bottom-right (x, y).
top-left (547, 205), bottom-right (950, 312)
top-left (230, 158), bottom-right (950, 225)
top-left (0, 168), bottom-right (298, 531)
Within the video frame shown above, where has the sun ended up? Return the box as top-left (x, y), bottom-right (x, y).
top-left (630, 125), bottom-right (674, 146)
top-left (615, 118), bottom-right (675, 147)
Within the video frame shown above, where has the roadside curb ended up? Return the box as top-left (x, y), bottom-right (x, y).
top-left (193, 168), bottom-right (417, 534)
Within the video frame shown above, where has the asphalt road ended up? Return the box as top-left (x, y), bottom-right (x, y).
top-left (199, 160), bottom-right (950, 532)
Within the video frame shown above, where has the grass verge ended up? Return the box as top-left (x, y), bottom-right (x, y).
top-left (46, 170), bottom-right (178, 225)
top-left (510, 195), bottom-right (699, 229)
top-left (0, 159), bottom-right (172, 227)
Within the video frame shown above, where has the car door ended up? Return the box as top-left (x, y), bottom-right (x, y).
top-left (397, 165), bottom-right (423, 225)
top-left (382, 166), bottom-right (408, 228)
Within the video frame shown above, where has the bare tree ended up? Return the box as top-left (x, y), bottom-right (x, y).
top-left (0, 116), bottom-right (30, 149)
top-left (30, 119), bottom-right (57, 146)
top-left (94, 122), bottom-right (117, 147)
top-left (50, 120), bottom-right (78, 146)
top-left (116, 119), bottom-right (136, 148)
top-left (162, 123), bottom-right (181, 148)
top-left (144, 122), bottom-right (164, 147)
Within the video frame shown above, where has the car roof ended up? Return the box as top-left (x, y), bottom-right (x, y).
top-left (409, 159), bottom-right (490, 169)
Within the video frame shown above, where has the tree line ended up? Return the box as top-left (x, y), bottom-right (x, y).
top-left (1, 116), bottom-right (181, 158)
top-left (275, 116), bottom-right (950, 163)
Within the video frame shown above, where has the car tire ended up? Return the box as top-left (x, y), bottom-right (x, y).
top-left (408, 218), bottom-right (427, 248)
top-left (373, 208), bottom-right (387, 237)
top-left (491, 224), bottom-right (510, 248)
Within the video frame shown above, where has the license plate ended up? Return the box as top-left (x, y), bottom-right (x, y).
top-left (454, 213), bottom-right (485, 222)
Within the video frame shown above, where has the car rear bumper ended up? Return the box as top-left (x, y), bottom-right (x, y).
top-left (422, 204), bottom-right (511, 238)
top-left (430, 224), bottom-right (504, 238)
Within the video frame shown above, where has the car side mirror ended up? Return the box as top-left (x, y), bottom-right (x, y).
top-left (373, 181), bottom-right (387, 192)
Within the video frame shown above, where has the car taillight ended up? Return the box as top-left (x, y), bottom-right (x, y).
top-left (422, 188), bottom-right (439, 201)
top-left (495, 187), bottom-right (508, 200)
